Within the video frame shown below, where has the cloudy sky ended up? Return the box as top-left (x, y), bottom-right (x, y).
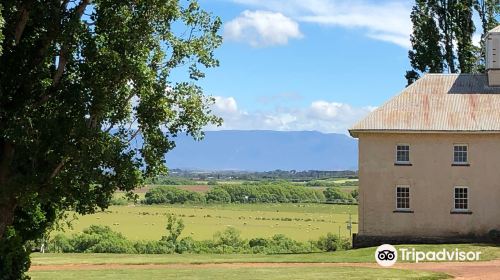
top-left (190, 0), bottom-right (415, 134)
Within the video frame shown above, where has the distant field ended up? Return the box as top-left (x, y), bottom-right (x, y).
top-left (59, 204), bottom-right (358, 241)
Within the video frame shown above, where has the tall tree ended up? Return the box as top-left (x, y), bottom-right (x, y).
top-left (0, 1), bottom-right (222, 278)
top-left (406, 0), bottom-right (444, 85)
top-left (406, 0), bottom-right (499, 85)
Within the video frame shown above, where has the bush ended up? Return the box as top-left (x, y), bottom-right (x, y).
top-left (144, 186), bottom-right (199, 204)
top-left (45, 224), bottom-right (353, 255)
top-left (316, 233), bottom-right (340, 252)
top-left (48, 234), bottom-right (74, 253)
top-left (350, 189), bottom-right (359, 201)
top-left (249, 237), bottom-right (268, 247)
top-left (206, 187), bottom-right (231, 203)
top-left (213, 227), bottom-right (243, 247)
top-left (323, 187), bottom-right (351, 202)
top-left (134, 240), bottom-right (175, 254)
top-left (70, 225), bottom-right (136, 253)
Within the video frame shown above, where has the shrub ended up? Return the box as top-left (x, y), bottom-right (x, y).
top-left (316, 233), bottom-right (340, 252)
top-left (350, 189), bottom-right (359, 201)
top-left (323, 187), bottom-right (350, 202)
top-left (206, 187), bottom-right (231, 203)
top-left (70, 225), bottom-right (136, 253)
top-left (144, 186), bottom-right (196, 204)
top-left (249, 237), bottom-right (268, 247)
top-left (214, 227), bottom-right (243, 247)
top-left (162, 214), bottom-right (184, 243)
top-left (134, 240), bottom-right (175, 254)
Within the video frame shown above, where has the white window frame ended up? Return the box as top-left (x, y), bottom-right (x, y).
top-left (453, 144), bottom-right (469, 165)
top-left (395, 185), bottom-right (411, 210)
top-left (453, 186), bottom-right (469, 212)
top-left (395, 144), bottom-right (410, 164)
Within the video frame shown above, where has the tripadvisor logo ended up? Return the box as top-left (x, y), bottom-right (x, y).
top-left (375, 244), bottom-right (397, 267)
top-left (375, 244), bottom-right (482, 267)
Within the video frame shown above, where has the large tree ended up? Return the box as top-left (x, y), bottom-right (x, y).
top-left (406, 0), bottom-right (500, 85)
top-left (0, 1), bottom-right (222, 278)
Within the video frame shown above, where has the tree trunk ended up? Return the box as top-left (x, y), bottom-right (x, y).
top-left (0, 141), bottom-right (16, 238)
top-left (0, 198), bottom-right (17, 238)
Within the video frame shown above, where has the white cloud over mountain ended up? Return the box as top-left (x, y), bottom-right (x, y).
top-left (210, 96), bottom-right (375, 134)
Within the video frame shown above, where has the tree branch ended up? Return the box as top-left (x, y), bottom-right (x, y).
top-left (14, 4), bottom-right (31, 45)
top-left (52, 0), bottom-right (90, 87)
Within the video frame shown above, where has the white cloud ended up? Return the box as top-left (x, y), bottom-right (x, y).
top-left (213, 96), bottom-right (238, 114)
top-left (210, 96), bottom-right (375, 134)
top-left (224, 10), bottom-right (303, 47)
top-left (229, 0), bottom-right (412, 48)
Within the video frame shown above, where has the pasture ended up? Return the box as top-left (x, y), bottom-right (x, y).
top-left (60, 203), bottom-right (358, 241)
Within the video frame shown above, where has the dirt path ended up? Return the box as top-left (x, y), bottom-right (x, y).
top-left (30, 260), bottom-right (500, 279)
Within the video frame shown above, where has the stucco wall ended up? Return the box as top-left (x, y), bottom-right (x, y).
top-left (358, 132), bottom-right (500, 237)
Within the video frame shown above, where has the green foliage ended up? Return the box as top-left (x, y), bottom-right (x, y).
top-left (144, 183), bottom-right (330, 204)
top-left (206, 187), bottom-right (232, 203)
top-left (213, 227), bottom-right (243, 247)
top-left (350, 189), bottom-right (359, 201)
top-left (406, 0), bottom-right (500, 84)
top-left (145, 176), bottom-right (197, 185)
top-left (220, 183), bottom-right (325, 203)
top-left (316, 233), bottom-right (340, 252)
top-left (162, 214), bottom-right (185, 244)
top-left (323, 187), bottom-right (350, 202)
top-left (44, 224), bottom-right (351, 255)
top-left (144, 186), bottom-right (205, 204)
top-left (0, 227), bottom-right (30, 280)
top-left (207, 180), bottom-right (218, 185)
top-left (0, 0), bottom-right (222, 277)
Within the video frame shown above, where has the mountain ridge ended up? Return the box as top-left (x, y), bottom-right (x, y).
top-left (163, 130), bottom-right (358, 171)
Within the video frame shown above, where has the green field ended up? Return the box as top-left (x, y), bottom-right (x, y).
top-left (29, 267), bottom-right (448, 280)
top-left (61, 203), bottom-right (358, 241)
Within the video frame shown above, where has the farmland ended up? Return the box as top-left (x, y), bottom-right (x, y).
top-left (60, 203), bottom-right (358, 241)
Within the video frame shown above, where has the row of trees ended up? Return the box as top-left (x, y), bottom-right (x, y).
top-left (46, 217), bottom-right (350, 255)
top-left (143, 184), bottom-right (357, 205)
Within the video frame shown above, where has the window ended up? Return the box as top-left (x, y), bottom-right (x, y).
top-left (454, 144), bottom-right (468, 164)
top-left (454, 187), bottom-right (469, 211)
top-left (396, 186), bottom-right (410, 210)
top-left (396, 144), bottom-right (410, 163)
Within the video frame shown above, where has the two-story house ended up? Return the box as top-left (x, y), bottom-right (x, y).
top-left (349, 26), bottom-right (500, 248)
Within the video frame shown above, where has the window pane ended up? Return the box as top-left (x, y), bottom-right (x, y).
top-left (396, 145), bottom-right (410, 162)
top-left (454, 188), bottom-right (468, 210)
top-left (454, 145), bottom-right (468, 163)
top-left (396, 187), bottom-right (410, 209)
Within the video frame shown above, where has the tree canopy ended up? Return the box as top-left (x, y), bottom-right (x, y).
top-left (406, 0), bottom-right (500, 85)
top-left (0, 1), bottom-right (222, 278)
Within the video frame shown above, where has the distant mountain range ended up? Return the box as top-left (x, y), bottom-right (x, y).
top-left (162, 130), bottom-right (357, 171)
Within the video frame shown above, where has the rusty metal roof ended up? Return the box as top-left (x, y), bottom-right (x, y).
top-left (349, 74), bottom-right (500, 137)
top-left (488, 25), bottom-right (500, 34)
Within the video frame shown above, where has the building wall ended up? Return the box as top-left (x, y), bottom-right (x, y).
top-left (358, 132), bottom-right (500, 237)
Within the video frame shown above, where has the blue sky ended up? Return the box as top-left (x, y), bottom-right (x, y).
top-left (192, 0), bottom-right (415, 133)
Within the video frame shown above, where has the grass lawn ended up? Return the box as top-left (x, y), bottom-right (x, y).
top-left (29, 267), bottom-right (449, 280)
top-left (31, 244), bottom-right (500, 266)
top-left (60, 203), bottom-right (358, 241)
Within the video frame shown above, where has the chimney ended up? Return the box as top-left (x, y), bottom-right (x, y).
top-left (486, 26), bottom-right (500, 87)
